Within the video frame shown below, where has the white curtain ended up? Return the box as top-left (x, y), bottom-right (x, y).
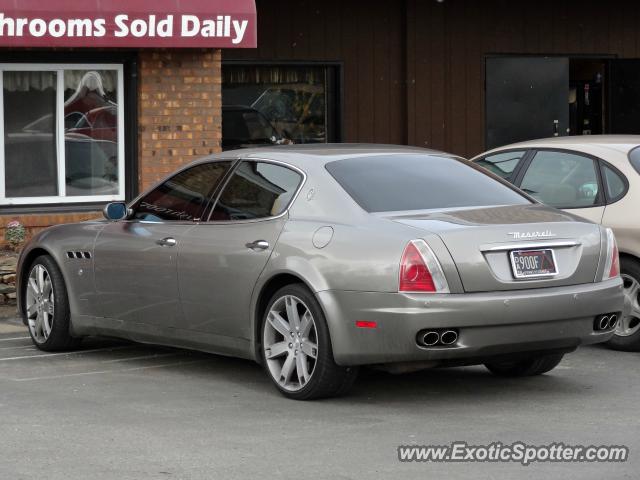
top-left (2, 69), bottom-right (117, 92)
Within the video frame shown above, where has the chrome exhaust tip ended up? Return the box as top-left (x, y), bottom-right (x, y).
top-left (422, 331), bottom-right (440, 346)
top-left (440, 330), bottom-right (458, 345)
top-left (608, 314), bottom-right (618, 330)
top-left (598, 315), bottom-right (610, 331)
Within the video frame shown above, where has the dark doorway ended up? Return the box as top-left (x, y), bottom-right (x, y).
top-left (485, 55), bottom-right (640, 150)
top-left (609, 60), bottom-right (640, 134)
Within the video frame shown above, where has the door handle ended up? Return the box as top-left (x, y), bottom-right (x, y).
top-left (156, 237), bottom-right (177, 247)
top-left (245, 240), bottom-right (270, 251)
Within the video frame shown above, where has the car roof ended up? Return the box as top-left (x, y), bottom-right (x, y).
top-left (480, 135), bottom-right (640, 157)
top-left (214, 144), bottom-right (457, 168)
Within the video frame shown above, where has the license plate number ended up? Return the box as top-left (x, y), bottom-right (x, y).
top-left (509, 249), bottom-right (558, 279)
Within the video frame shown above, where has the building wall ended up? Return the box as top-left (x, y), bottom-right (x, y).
top-left (0, 48), bottom-right (223, 246)
top-left (138, 49), bottom-right (222, 192)
top-left (406, 0), bottom-right (640, 158)
top-left (227, 0), bottom-right (640, 158)
top-left (224, 0), bottom-right (407, 145)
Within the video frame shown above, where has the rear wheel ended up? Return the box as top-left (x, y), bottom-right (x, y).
top-left (607, 257), bottom-right (640, 352)
top-left (484, 353), bottom-right (564, 377)
top-left (261, 284), bottom-right (358, 400)
top-left (24, 255), bottom-right (80, 351)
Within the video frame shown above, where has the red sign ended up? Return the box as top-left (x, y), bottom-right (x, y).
top-left (0, 0), bottom-right (256, 48)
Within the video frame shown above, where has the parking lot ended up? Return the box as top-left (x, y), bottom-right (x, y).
top-left (0, 313), bottom-right (638, 480)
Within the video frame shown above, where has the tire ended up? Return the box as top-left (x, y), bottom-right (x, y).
top-left (484, 353), bottom-right (564, 377)
top-left (260, 283), bottom-right (358, 400)
top-left (23, 255), bottom-right (81, 352)
top-left (607, 257), bottom-right (640, 352)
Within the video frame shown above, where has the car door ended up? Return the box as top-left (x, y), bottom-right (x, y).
top-left (178, 160), bottom-right (304, 343)
top-left (93, 160), bottom-right (232, 329)
top-left (486, 57), bottom-right (569, 149)
top-left (515, 149), bottom-right (605, 223)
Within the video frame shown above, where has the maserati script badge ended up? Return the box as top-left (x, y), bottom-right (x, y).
top-left (508, 230), bottom-right (556, 240)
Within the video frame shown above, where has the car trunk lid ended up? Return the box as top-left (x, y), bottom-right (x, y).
top-left (384, 204), bottom-right (602, 292)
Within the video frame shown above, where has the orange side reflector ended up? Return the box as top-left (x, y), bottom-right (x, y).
top-left (355, 320), bottom-right (377, 329)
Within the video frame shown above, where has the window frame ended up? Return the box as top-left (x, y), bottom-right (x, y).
top-left (511, 148), bottom-right (608, 210)
top-left (204, 158), bottom-right (307, 224)
top-left (0, 62), bottom-right (125, 206)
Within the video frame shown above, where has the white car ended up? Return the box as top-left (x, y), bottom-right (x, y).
top-left (472, 135), bottom-right (640, 351)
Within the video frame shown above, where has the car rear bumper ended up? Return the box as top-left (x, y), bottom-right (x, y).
top-left (318, 278), bottom-right (624, 366)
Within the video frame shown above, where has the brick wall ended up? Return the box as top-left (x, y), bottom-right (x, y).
top-left (0, 48), bottom-right (223, 248)
top-left (138, 49), bottom-right (223, 192)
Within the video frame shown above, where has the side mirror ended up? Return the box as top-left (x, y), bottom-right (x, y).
top-left (103, 202), bottom-right (130, 221)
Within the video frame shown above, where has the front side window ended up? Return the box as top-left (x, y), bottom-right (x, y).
top-left (520, 151), bottom-right (600, 208)
top-left (325, 155), bottom-right (530, 213)
top-left (1, 64), bottom-right (124, 205)
top-left (474, 150), bottom-right (527, 180)
top-left (211, 161), bottom-right (303, 221)
top-left (133, 162), bottom-right (231, 222)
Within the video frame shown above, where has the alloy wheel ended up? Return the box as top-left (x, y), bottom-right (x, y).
top-left (617, 274), bottom-right (640, 337)
top-left (26, 264), bottom-right (55, 344)
top-left (263, 295), bottom-right (318, 392)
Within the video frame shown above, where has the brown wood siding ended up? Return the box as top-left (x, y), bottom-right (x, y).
top-left (408, 0), bottom-right (640, 157)
top-left (227, 0), bottom-right (640, 157)
top-left (223, 0), bottom-right (407, 144)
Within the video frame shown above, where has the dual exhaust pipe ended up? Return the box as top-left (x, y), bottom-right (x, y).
top-left (419, 329), bottom-right (458, 347)
top-left (595, 314), bottom-right (618, 332)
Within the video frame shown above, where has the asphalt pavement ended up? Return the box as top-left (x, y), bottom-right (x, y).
top-left (0, 313), bottom-right (638, 480)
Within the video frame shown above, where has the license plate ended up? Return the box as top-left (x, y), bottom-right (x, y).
top-left (509, 249), bottom-right (558, 279)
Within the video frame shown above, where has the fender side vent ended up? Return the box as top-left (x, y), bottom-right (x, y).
top-left (66, 251), bottom-right (92, 260)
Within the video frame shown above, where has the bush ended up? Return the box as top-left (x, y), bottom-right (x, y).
top-left (4, 220), bottom-right (26, 251)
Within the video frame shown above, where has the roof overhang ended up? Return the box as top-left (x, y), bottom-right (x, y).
top-left (0, 0), bottom-right (257, 48)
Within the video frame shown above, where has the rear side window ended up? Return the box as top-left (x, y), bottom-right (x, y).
top-left (602, 164), bottom-right (627, 202)
top-left (629, 146), bottom-right (640, 174)
top-left (133, 161), bottom-right (231, 222)
top-left (211, 161), bottom-right (303, 221)
top-left (474, 150), bottom-right (527, 180)
top-left (325, 155), bottom-right (530, 213)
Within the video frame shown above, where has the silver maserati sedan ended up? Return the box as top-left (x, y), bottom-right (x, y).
top-left (17, 145), bottom-right (624, 400)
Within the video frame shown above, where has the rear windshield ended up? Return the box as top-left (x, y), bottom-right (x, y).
top-left (325, 154), bottom-right (531, 213)
top-left (629, 146), bottom-right (640, 175)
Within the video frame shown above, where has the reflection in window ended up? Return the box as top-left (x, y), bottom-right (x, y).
top-left (1, 65), bottom-right (124, 204)
top-left (211, 161), bottom-right (302, 221)
top-left (64, 70), bottom-right (119, 196)
top-left (3, 71), bottom-right (58, 197)
top-left (134, 162), bottom-right (231, 222)
top-left (222, 66), bottom-right (328, 148)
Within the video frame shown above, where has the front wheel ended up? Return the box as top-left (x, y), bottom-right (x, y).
top-left (261, 284), bottom-right (358, 400)
top-left (484, 353), bottom-right (564, 377)
top-left (24, 255), bottom-right (80, 351)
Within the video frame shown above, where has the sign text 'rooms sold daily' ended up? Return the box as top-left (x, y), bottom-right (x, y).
top-left (0, 14), bottom-right (249, 45)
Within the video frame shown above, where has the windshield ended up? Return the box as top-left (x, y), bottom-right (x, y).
top-left (325, 154), bottom-right (531, 213)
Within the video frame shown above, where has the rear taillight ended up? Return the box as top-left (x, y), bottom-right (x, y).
top-left (601, 228), bottom-right (620, 281)
top-left (399, 240), bottom-right (450, 293)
